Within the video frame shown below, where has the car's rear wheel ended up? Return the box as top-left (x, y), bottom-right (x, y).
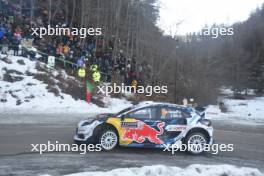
top-left (185, 132), bottom-right (208, 154)
top-left (99, 129), bottom-right (118, 151)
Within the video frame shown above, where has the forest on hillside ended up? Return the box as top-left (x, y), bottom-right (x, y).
top-left (8, 0), bottom-right (264, 105)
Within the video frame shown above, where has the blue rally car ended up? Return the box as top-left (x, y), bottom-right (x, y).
top-left (74, 102), bottom-right (213, 154)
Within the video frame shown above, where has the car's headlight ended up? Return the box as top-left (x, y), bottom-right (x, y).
top-left (200, 119), bottom-right (211, 126)
top-left (81, 119), bottom-right (95, 126)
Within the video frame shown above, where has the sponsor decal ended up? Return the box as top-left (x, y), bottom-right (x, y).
top-left (121, 122), bottom-right (139, 128)
top-left (122, 121), bottom-right (165, 144)
top-left (165, 125), bottom-right (187, 132)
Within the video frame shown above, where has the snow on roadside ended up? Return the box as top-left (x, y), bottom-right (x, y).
top-left (221, 97), bottom-right (264, 122)
top-left (210, 96), bottom-right (264, 123)
top-left (0, 54), bottom-right (132, 115)
top-left (43, 164), bottom-right (264, 176)
top-left (206, 87), bottom-right (264, 123)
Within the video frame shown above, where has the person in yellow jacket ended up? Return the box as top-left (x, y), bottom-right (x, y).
top-left (92, 70), bottom-right (101, 83)
top-left (131, 79), bottom-right (137, 92)
top-left (90, 64), bottom-right (101, 83)
top-left (131, 79), bottom-right (137, 87)
top-left (78, 67), bottom-right (86, 82)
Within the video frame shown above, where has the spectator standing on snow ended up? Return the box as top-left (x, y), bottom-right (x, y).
top-left (11, 27), bottom-right (22, 56)
top-left (1, 36), bottom-right (9, 54)
top-left (12, 37), bottom-right (20, 56)
top-left (14, 27), bottom-right (22, 42)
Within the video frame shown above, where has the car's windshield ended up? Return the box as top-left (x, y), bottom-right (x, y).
top-left (114, 106), bottom-right (135, 116)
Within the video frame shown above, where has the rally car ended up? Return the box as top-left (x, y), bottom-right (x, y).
top-left (74, 102), bottom-right (213, 154)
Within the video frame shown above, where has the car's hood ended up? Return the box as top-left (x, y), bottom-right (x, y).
top-left (78, 113), bottom-right (113, 127)
top-left (96, 113), bottom-right (115, 119)
top-left (92, 113), bottom-right (116, 122)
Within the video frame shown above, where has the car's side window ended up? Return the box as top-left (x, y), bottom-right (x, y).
top-left (181, 109), bottom-right (192, 118)
top-left (167, 108), bottom-right (182, 119)
top-left (160, 107), bottom-right (191, 119)
top-left (126, 107), bottom-right (155, 119)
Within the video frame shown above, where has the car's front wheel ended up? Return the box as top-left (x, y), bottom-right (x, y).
top-left (185, 132), bottom-right (208, 154)
top-left (99, 129), bottom-right (118, 151)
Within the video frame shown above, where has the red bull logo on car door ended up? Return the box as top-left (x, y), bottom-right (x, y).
top-left (122, 121), bottom-right (165, 145)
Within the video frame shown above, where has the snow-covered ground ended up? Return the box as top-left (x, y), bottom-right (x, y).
top-left (204, 88), bottom-right (264, 123)
top-left (206, 99), bottom-right (264, 123)
top-left (219, 97), bottom-right (264, 122)
top-left (1, 54), bottom-right (263, 124)
top-left (0, 54), bottom-right (132, 115)
top-left (42, 164), bottom-right (263, 176)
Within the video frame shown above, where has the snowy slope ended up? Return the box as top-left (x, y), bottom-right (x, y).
top-left (42, 164), bottom-right (263, 176)
top-left (0, 54), bottom-right (132, 114)
top-left (220, 97), bottom-right (264, 122)
top-left (213, 88), bottom-right (264, 122)
top-left (204, 88), bottom-right (264, 123)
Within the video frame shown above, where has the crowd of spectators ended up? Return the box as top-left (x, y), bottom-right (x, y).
top-left (0, 0), bottom-right (152, 87)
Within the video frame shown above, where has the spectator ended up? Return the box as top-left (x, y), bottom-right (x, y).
top-left (12, 37), bottom-right (20, 56)
top-left (63, 44), bottom-right (70, 65)
top-left (0, 0), bottom-right (151, 88)
top-left (77, 67), bottom-right (86, 82)
top-left (56, 43), bottom-right (63, 57)
top-left (77, 57), bottom-right (85, 68)
top-left (0, 28), bottom-right (4, 40)
top-left (1, 36), bottom-right (9, 54)
top-left (93, 70), bottom-right (101, 83)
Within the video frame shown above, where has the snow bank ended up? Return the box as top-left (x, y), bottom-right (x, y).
top-left (208, 87), bottom-right (264, 123)
top-left (220, 97), bottom-right (264, 122)
top-left (44, 164), bottom-right (263, 176)
top-left (0, 54), bottom-right (132, 115)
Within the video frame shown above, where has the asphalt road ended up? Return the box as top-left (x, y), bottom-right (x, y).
top-left (0, 115), bottom-right (263, 176)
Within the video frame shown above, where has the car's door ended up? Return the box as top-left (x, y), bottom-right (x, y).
top-left (119, 106), bottom-right (165, 147)
top-left (157, 105), bottom-right (190, 145)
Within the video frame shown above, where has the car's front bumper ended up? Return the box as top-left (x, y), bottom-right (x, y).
top-left (74, 129), bottom-right (96, 143)
top-left (74, 124), bottom-right (95, 141)
top-left (74, 120), bottom-right (102, 143)
top-left (74, 130), bottom-right (88, 141)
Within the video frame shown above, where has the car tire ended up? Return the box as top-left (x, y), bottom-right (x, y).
top-left (98, 129), bottom-right (118, 151)
top-left (185, 132), bottom-right (208, 155)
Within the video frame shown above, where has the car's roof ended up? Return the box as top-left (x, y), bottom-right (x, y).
top-left (116, 101), bottom-right (195, 117)
top-left (133, 101), bottom-right (188, 109)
